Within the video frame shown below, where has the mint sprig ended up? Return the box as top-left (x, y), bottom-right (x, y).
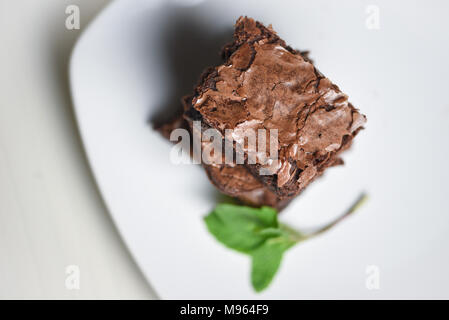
top-left (204, 193), bottom-right (368, 292)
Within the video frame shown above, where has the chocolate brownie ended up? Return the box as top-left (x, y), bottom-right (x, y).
top-left (186, 17), bottom-right (366, 199)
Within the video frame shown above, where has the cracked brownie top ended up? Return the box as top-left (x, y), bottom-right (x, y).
top-left (189, 16), bottom-right (366, 198)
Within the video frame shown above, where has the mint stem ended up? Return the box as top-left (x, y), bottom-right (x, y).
top-left (305, 192), bottom-right (368, 239)
top-left (279, 223), bottom-right (307, 242)
top-left (280, 193), bottom-right (368, 243)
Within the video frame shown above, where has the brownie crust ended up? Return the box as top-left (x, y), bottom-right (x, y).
top-left (188, 17), bottom-right (366, 198)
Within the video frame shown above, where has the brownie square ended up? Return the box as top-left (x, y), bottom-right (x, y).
top-left (186, 16), bottom-right (366, 199)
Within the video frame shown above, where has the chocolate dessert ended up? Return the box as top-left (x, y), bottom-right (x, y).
top-left (186, 17), bottom-right (366, 199)
top-left (158, 16), bottom-right (365, 208)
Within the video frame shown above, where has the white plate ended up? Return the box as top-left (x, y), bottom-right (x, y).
top-left (70, 0), bottom-right (449, 299)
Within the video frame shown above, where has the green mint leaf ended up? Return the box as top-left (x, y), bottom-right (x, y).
top-left (250, 237), bottom-right (295, 292)
top-left (203, 194), bottom-right (367, 293)
top-left (257, 227), bottom-right (283, 238)
top-left (204, 203), bottom-right (300, 291)
top-left (253, 206), bottom-right (278, 227)
top-left (204, 204), bottom-right (279, 253)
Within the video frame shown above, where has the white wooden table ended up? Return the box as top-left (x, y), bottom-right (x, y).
top-left (0, 0), bottom-right (157, 299)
